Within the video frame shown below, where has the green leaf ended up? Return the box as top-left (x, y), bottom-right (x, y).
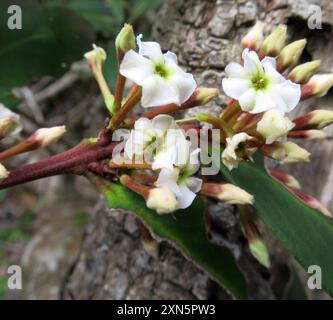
top-left (212, 147), bottom-right (333, 297)
top-left (0, 0), bottom-right (95, 102)
top-left (96, 178), bottom-right (247, 299)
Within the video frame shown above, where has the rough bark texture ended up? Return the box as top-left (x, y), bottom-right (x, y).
top-left (61, 0), bottom-right (333, 299)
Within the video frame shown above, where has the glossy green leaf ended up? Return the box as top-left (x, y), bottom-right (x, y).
top-left (212, 147), bottom-right (333, 297)
top-left (98, 178), bottom-right (248, 299)
top-left (0, 0), bottom-right (95, 105)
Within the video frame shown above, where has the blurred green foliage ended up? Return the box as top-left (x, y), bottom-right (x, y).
top-left (0, 0), bottom-right (164, 107)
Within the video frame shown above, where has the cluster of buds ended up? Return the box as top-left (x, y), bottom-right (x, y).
top-left (201, 22), bottom-right (333, 215)
top-left (0, 103), bottom-right (66, 181)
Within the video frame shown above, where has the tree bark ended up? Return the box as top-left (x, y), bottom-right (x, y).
top-left (62, 0), bottom-right (333, 299)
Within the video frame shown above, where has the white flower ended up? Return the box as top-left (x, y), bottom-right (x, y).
top-left (152, 128), bottom-right (190, 170)
top-left (155, 149), bottom-right (202, 209)
top-left (120, 35), bottom-right (196, 108)
top-left (222, 49), bottom-right (301, 114)
top-left (0, 103), bottom-right (21, 138)
top-left (222, 132), bottom-right (256, 171)
top-left (125, 115), bottom-right (177, 162)
top-left (257, 109), bottom-right (295, 144)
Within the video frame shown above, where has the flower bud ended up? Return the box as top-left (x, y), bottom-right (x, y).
top-left (277, 39), bottom-right (306, 70)
top-left (0, 163), bottom-right (9, 181)
top-left (287, 60), bottom-right (321, 84)
top-left (256, 109), bottom-right (294, 144)
top-left (268, 168), bottom-right (301, 190)
top-left (249, 238), bottom-right (270, 268)
top-left (0, 103), bottom-right (21, 138)
top-left (302, 73), bottom-right (333, 99)
top-left (242, 21), bottom-right (265, 51)
top-left (0, 117), bottom-right (17, 139)
top-left (84, 44), bottom-right (107, 66)
top-left (146, 187), bottom-right (179, 214)
top-left (33, 126), bottom-right (66, 147)
top-left (293, 110), bottom-right (333, 130)
top-left (261, 141), bottom-right (310, 164)
top-left (292, 189), bottom-right (332, 218)
top-left (201, 183), bottom-right (254, 205)
top-left (195, 87), bottom-right (219, 105)
top-left (261, 25), bottom-right (287, 56)
top-left (288, 129), bottom-right (326, 140)
top-left (115, 23), bottom-right (136, 54)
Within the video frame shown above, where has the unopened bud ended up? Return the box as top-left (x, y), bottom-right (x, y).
top-left (84, 44), bottom-right (106, 66)
top-left (261, 25), bottom-right (287, 56)
top-left (201, 183), bottom-right (254, 205)
top-left (302, 73), bottom-right (333, 99)
top-left (0, 103), bottom-right (21, 138)
top-left (195, 87), bottom-right (219, 105)
top-left (33, 126), bottom-right (66, 147)
top-left (0, 163), bottom-right (9, 181)
top-left (277, 39), bottom-right (306, 70)
top-left (242, 21), bottom-right (265, 51)
top-left (146, 187), bottom-right (179, 214)
top-left (293, 110), bottom-right (333, 130)
top-left (268, 168), bottom-right (301, 190)
top-left (0, 117), bottom-right (17, 139)
top-left (288, 60), bottom-right (321, 84)
top-left (115, 23), bottom-right (136, 54)
top-left (249, 238), bottom-right (270, 268)
top-left (256, 109), bottom-right (294, 144)
top-left (288, 129), bottom-right (326, 140)
top-left (262, 141), bottom-right (310, 164)
top-left (292, 189), bottom-right (332, 218)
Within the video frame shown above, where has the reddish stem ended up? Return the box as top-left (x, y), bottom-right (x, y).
top-left (0, 140), bottom-right (117, 190)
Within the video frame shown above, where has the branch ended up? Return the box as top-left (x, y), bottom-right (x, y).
top-left (0, 140), bottom-right (117, 190)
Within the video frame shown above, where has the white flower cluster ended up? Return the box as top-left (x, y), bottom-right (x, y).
top-left (125, 115), bottom-right (202, 211)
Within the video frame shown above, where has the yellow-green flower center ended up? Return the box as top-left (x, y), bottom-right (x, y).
top-left (251, 73), bottom-right (269, 90)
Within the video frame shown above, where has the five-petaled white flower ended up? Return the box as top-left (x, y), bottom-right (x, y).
top-left (155, 148), bottom-right (202, 209)
top-left (120, 35), bottom-right (197, 108)
top-left (125, 115), bottom-right (177, 162)
top-left (222, 49), bottom-right (301, 114)
top-left (222, 132), bottom-right (256, 171)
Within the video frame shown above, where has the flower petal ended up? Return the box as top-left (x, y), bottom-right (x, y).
top-left (222, 78), bottom-right (250, 100)
top-left (238, 88), bottom-right (256, 112)
top-left (177, 184), bottom-right (197, 209)
top-left (242, 49), bottom-right (263, 74)
top-left (141, 74), bottom-right (179, 107)
top-left (155, 168), bottom-right (181, 196)
top-left (261, 57), bottom-right (284, 83)
top-left (120, 50), bottom-right (153, 85)
top-left (271, 81), bottom-right (301, 113)
top-left (186, 177), bottom-right (203, 193)
top-left (167, 65), bottom-right (197, 104)
top-left (185, 148), bottom-right (201, 175)
top-left (134, 117), bottom-right (153, 131)
top-left (225, 62), bottom-right (247, 78)
top-left (137, 34), bottom-right (164, 61)
top-left (152, 114), bottom-right (177, 134)
top-left (163, 51), bottom-right (178, 65)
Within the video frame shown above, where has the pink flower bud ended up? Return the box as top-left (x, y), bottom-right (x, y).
top-left (33, 126), bottom-right (66, 147)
